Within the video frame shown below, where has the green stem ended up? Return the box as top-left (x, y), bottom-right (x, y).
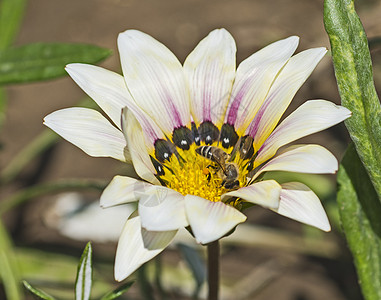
top-left (0, 179), bottom-right (107, 215)
top-left (207, 240), bottom-right (219, 300)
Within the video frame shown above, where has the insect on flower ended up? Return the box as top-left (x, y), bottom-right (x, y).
top-left (44, 28), bottom-right (351, 281)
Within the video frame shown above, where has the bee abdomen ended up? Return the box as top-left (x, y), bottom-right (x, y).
top-left (196, 146), bottom-right (214, 160)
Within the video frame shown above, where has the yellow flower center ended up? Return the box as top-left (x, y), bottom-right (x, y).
top-left (156, 143), bottom-right (250, 202)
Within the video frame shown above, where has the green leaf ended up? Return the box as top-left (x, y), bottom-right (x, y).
top-left (75, 242), bottom-right (93, 300)
top-left (0, 0), bottom-right (27, 50)
top-left (324, 0), bottom-right (381, 201)
top-left (0, 87), bottom-right (6, 130)
top-left (0, 43), bottom-right (111, 85)
top-left (22, 281), bottom-right (56, 300)
top-left (0, 220), bottom-right (22, 300)
top-left (337, 144), bottom-right (381, 300)
top-left (100, 281), bottom-right (134, 300)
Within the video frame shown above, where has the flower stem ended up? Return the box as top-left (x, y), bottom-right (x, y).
top-left (207, 240), bottom-right (220, 300)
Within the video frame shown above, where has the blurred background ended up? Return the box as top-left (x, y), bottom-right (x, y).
top-left (1, 0), bottom-right (381, 299)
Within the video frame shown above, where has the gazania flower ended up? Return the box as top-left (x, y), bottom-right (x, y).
top-left (44, 29), bottom-right (350, 281)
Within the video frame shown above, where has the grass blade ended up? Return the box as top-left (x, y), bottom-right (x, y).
top-left (23, 281), bottom-right (55, 300)
top-left (100, 281), bottom-right (134, 300)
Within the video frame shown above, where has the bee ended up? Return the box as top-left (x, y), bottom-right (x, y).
top-left (195, 135), bottom-right (255, 190)
top-left (195, 146), bottom-right (240, 189)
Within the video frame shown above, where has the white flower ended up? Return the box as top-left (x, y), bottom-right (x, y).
top-left (44, 29), bottom-right (351, 281)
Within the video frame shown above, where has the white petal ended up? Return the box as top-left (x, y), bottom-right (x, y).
top-left (123, 109), bottom-right (161, 184)
top-left (221, 180), bottom-right (281, 209)
top-left (246, 48), bottom-right (327, 150)
top-left (184, 29), bottom-right (236, 127)
top-left (139, 188), bottom-right (188, 231)
top-left (184, 195), bottom-right (246, 244)
top-left (273, 182), bottom-right (330, 231)
top-left (225, 36), bottom-right (299, 134)
top-left (66, 64), bottom-right (164, 147)
top-left (115, 213), bottom-right (176, 281)
top-left (118, 30), bottom-right (190, 133)
top-left (100, 176), bottom-right (153, 208)
top-left (255, 100), bottom-right (351, 165)
top-left (44, 107), bottom-right (128, 161)
top-left (252, 144), bottom-right (338, 181)
top-left (65, 63), bottom-right (130, 129)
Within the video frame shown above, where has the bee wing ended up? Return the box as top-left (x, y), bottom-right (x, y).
top-left (228, 136), bottom-right (242, 161)
top-left (210, 151), bottom-right (228, 175)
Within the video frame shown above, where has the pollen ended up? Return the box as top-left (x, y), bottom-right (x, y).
top-left (166, 147), bottom-right (227, 202)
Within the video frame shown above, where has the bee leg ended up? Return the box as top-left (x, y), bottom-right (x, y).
top-left (207, 164), bottom-right (219, 172)
top-left (221, 179), bottom-right (226, 187)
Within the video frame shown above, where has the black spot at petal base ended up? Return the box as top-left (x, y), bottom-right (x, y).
top-left (172, 126), bottom-right (193, 150)
top-left (220, 123), bottom-right (238, 149)
top-left (199, 121), bottom-right (219, 145)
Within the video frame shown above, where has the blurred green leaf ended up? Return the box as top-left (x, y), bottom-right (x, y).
top-left (100, 281), bottom-right (134, 300)
top-left (75, 242), bottom-right (93, 300)
top-left (0, 0), bottom-right (27, 130)
top-left (337, 144), bottom-right (381, 300)
top-left (23, 281), bottom-right (56, 300)
top-left (177, 243), bottom-right (206, 298)
top-left (0, 220), bottom-right (22, 300)
top-left (324, 0), bottom-right (381, 201)
top-left (0, 87), bottom-right (5, 130)
top-left (0, 0), bottom-right (27, 50)
top-left (0, 43), bottom-right (111, 85)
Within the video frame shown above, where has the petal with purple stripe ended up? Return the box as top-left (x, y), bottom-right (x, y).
top-left (224, 36), bottom-right (299, 134)
top-left (255, 100), bottom-right (351, 166)
top-left (246, 48), bottom-right (327, 151)
top-left (65, 63), bottom-right (164, 147)
top-left (184, 29), bottom-right (236, 128)
top-left (118, 30), bottom-right (190, 134)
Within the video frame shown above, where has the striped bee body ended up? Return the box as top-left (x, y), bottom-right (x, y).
top-left (195, 146), bottom-right (239, 190)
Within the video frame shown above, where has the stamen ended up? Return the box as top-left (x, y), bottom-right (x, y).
top-left (156, 142), bottom-right (251, 203)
